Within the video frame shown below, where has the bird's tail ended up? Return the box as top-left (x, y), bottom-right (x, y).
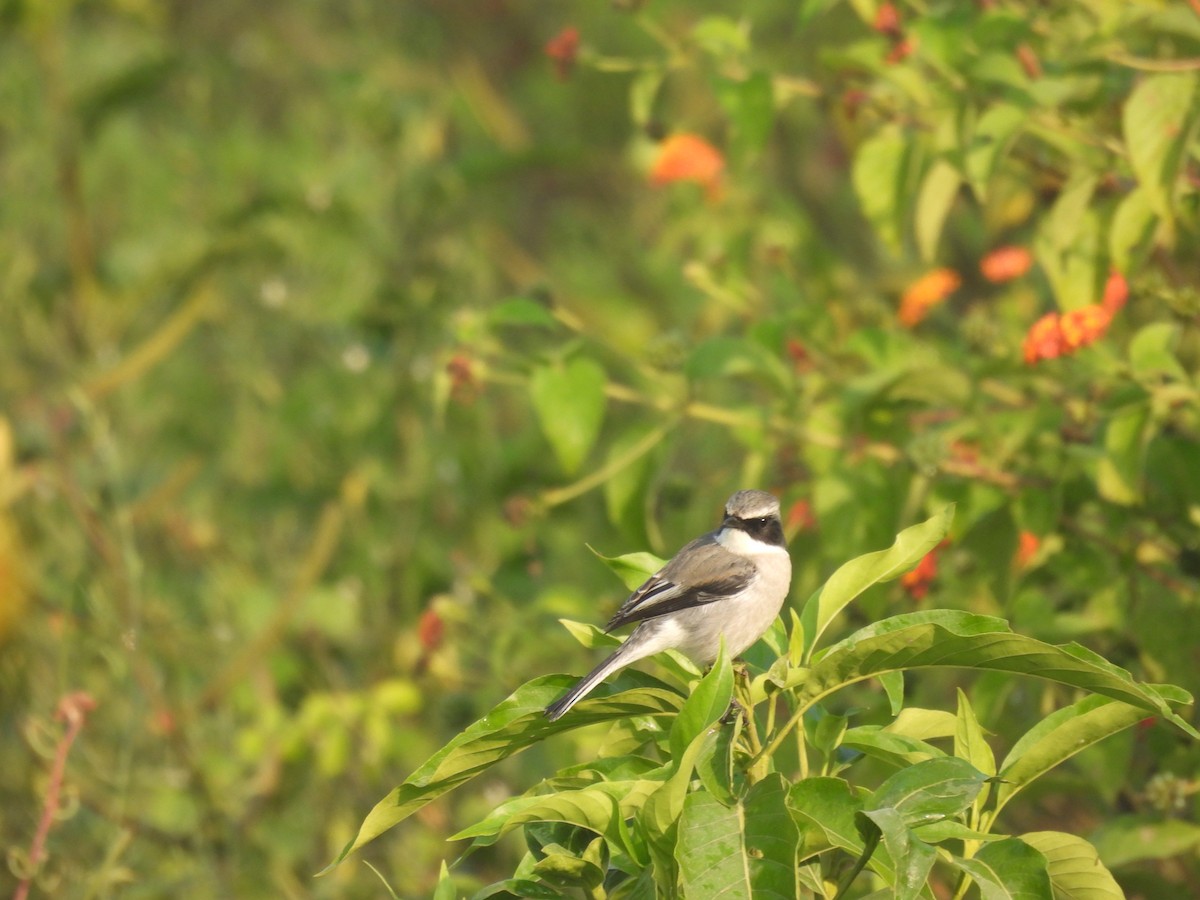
top-left (543, 647), bottom-right (631, 721)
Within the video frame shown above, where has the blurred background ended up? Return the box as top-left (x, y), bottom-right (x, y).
top-left (2, 0), bottom-right (1199, 896)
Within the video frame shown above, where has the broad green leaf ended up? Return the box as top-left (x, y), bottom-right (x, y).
top-left (640, 726), bottom-right (716, 891)
top-left (588, 548), bottom-right (665, 591)
top-left (800, 610), bottom-right (1197, 738)
top-left (1036, 176), bottom-right (1102, 312)
top-left (432, 861), bottom-right (455, 900)
top-left (953, 838), bottom-right (1053, 900)
top-left (695, 716), bottom-right (737, 806)
top-left (718, 71), bottom-right (775, 159)
top-left (1129, 322), bottom-right (1188, 384)
top-left (690, 15), bottom-right (750, 58)
top-left (489, 296), bottom-right (558, 328)
top-left (964, 104), bottom-right (1027, 201)
top-left (603, 425), bottom-right (659, 545)
top-left (994, 695), bottom-right (1158, 815)
top-left (1109, 187), bottom-right (1158, 272)
top-left (684, 336), bottom-right (791, 390)
top-left (858, 807), bottom-right (936, 900)
top-left (325, 672), bottom-right (682, 868)
top-left (955, 689), bottom-right (996, 777)
top-left (669, 641), bottom-right (733, 759)
top-left (532, 839), bottom-right (606, 893)
top-left (1096, 402), bottom-right (1149, 506)
top-left (915, 158), bottom-right (962, 262)
top-left (841, 726), bottom-right (946, 768)
top-left (852, 126), bottom-right (911, 252)
top-left (677, 775), bottom-right (799, 899)
top-left (880, 669), bottom-right (905, 717)
top-left (788, 777), bottom-right (870, 862)
top-left (1090, 815), bottom-right (1200, 868)
top-left (868, 757), bottom-right (988, 826)
top-left (799, 506), bottom-right (954, 659)
top-left (629, 70), bottom-right (664, 126)
top-left (889, 707), bottom-right (957, 742)
top-left (449, 782), bottom-right (658, 850)
top-left (530, 358), bottom-right (607, 474)
top-left (1021, 832), bottom-right (1124, 899)
top-left (1123, 72), bottom-right (1198, 229)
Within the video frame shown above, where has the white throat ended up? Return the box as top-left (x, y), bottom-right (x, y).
top-left (715, 526), bottom-right (787, 557)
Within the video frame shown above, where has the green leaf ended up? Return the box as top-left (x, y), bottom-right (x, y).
top-left (868, 757), bottom-right (988, 826)
top-left (1129, 322), bottom-right (1188, 384)
top-left (800, 610), bottom-right (1197, 738)
top-left (630, 70), bottom-right (664, 126)
top-left (955, 688), bottom-right (997, 777)
top-left (431, 861), bottom-right (455, 900)
top-left (1020, 832), bottom-right (1124, 899)
top-left (857, 807), bottom-right (936, 900)
top-left (841, 726), bottom-right (945, 769)
top-left (964, 104), bottom-right (1027, 201)
top-left (449, 782), bottom-right (657, 852)
top-left (530, 358), bottom-right (607, 474)
top-left (324, 672), bottom-right (682, 868)
top-left (684, 336), bottom-right (791, 390)
top-left (695, 717), bottom-right (737, 806)
top-left (489, 297), bottom-right (558, 328)
top-left (603, 426), bottom-right (659, 545)
top-left (1090, 816), bottom-right (1200, 868)
top-left (690, 15), bottom-right (749, 58)
top-left (640, 727), bottom-right (715, 892)
top-left (994, 695), bottom-right (1162, 815)
top-left (799, 506), bottom-right (954, 659)
top-left (1096, 402), bottom-right (1149, 506)
top-left (787, 777), bottom-right (870, 863)
top-left (717, 71), bottom-right (775, 159)
top-left (669, 641), bottom-right (733, 759)
top-left (1109, 186), bottom-right (1158, 273)
top-left (677, 775), bottom-right (799, 899)
top-left (1123, 72), bottom-right (1198, 229)
top-left (852, 126), bottom-right (912, 253)
top-left (954, 838), bottom-right (1053, 900)
top-left (915, 158), bottom-right (963, 262)
top-left (588, 548), bottom-right (665, 592)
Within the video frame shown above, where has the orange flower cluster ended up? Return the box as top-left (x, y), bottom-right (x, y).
top-left (901, 544), bottom-right (943, 599)
top-left (899, 268), bottom-right (961, 326)
top-left (650, 134), bottom-right (725, 197)
top-left (785, 498), bottom-right (817, 534)
top-left (1022, 307), bottom-right (1112, 363)
top-left (980, 245), bottom-right (1033, 283)
top-left (1022, 271), bottom-right (1128, 364)
top-left (544, 27), bottom-right (580, 80)
top-left (1015, 531), bottom-right (1040, 568)
top-left (873, 2), bottom-right (913, 64)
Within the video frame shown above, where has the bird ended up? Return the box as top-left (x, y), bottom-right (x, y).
top-left (544, 489), bottom-right (792, 721)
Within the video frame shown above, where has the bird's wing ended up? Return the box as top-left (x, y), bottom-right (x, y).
top-left (604, 537), bottom-right (756, 631)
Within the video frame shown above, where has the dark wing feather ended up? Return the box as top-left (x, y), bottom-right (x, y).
top-left (604, 535), bottom-right (755, 631)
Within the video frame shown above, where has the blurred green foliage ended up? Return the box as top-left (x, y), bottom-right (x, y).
top-left (1, 0), bottom-right (1198, 897)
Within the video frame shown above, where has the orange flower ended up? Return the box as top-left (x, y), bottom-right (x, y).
top-left (873, 2), bottom-right (902, 38)
top-left (1059, 304), bottom-right (1112, 352)
top-left (649, 134), bottom-right (725, 196)
top-left (899, 268), bottom-right (961, 327)
top-left (786, 499), bottom-right (816, 534)
top-left (980, 245), bottom-right (1033, 283)
top-left (901, 546), bottom-right (941, 599)
top-left (545, 27), bottom-right (580, 80)
top-left (1022, 312), bottom-right (1063, 364)
top-left (786, 338), bottom-right (813, 373)
top-left (417, 607), bottom-right (445, 653)
top-left (1102, 270), bottom-right (1128, 313)
top-left (1015, 531), bottom-right (1040, 568)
